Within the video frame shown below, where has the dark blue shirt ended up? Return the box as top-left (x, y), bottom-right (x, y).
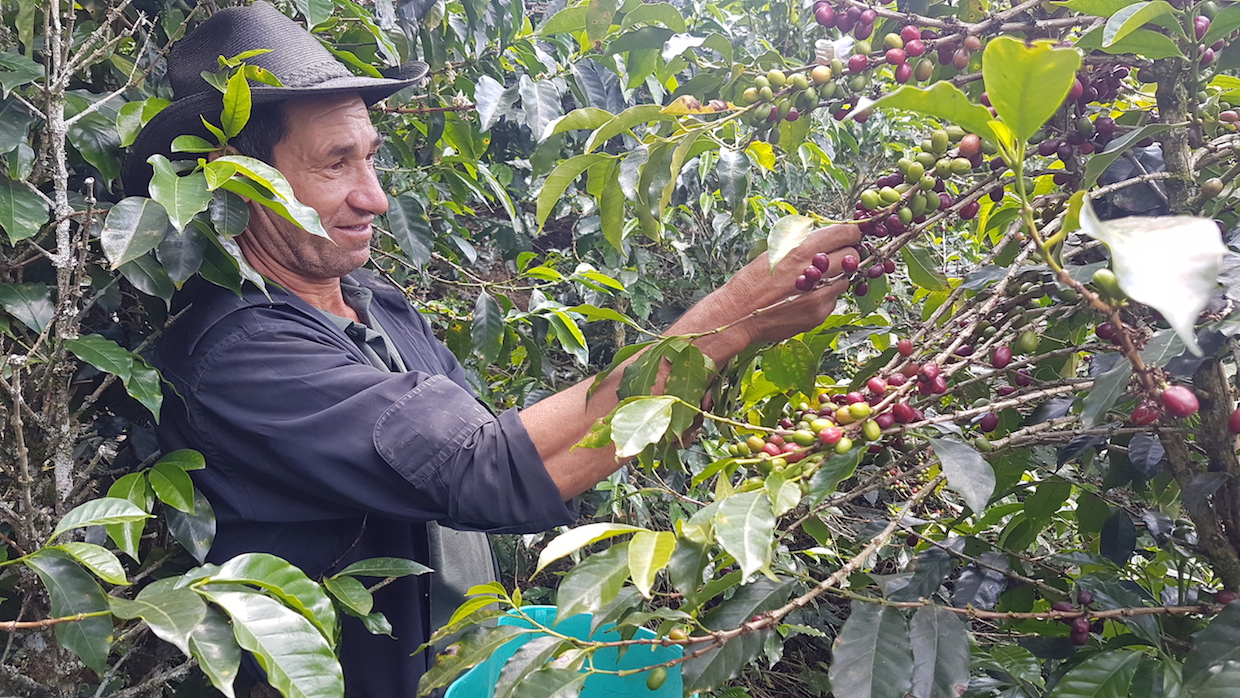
top-left (155, 271), bottom-right (574, 695)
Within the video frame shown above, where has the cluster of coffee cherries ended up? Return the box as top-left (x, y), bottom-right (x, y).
top-left (1051, 590), bottom-right (1096, 645)
top-left (738, 66), bottom-right (837, 144)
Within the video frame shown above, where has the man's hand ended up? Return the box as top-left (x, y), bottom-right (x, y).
top-left (696, 223), bottom-right (862, 355)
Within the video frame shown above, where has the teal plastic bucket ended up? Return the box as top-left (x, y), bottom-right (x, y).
top-left (444, 606), bottom-right (687, 697)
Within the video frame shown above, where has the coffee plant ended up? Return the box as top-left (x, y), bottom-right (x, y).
top-left (5, 0), bottom-right (1240, 696)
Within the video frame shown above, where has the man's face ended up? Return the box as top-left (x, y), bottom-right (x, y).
top-left (242, 93), bottom-right (387, 283)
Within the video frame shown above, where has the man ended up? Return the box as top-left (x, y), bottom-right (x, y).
top-left (124, 3), bottom-right (860, 695)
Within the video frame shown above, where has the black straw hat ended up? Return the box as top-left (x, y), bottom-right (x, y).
top-left (121, 1), bottom-right (427, 196)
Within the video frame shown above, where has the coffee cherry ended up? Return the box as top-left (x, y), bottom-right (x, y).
top-left (1013, 369), bottom-right (1032, 387)
top-left (802, 264), bottom-right (823, 285)
top-left (1070, 616), bottom-right (1090, 634)
top-left (954, 344), bottom-right (973, 357)
top-left (867, 376), bottom-right (888, 395)
top-left (997, 385), bottom-right (1016, 396)
top-left (901, 362), bottom-right (920, 378)
top-left (979, 412), bottom-right (999, 432)
top-left (859, 8), bottom-right (877, 23)
top-left (887, 373), bottom-right (907, 387)
top-left (929, 375), bottom-right (947, 394)
top-left (1196, 15), bottom-right (1211, 40)
top-left (1203, 178), bottom-right (1224, 198)
top-left (1228, 407), bottom-right (1240, 434)
top-left (647, 667), bottom-right (668, 690)
top-left (848, 54), bottom-right (868, 73)
top-left (1131, 404), bottom-right (1159, 426)
top-left (886, 48), bottom-right (907, 65)
top-left (818, 426), bottom-right (843, 445)
top-left (1215, 590), bottom-right (1239, 605)
top-left (747, 435), bottom-right (766, 453)
top-left (1162, 385), bottom-right (1200, 417)
top-left (1052, 601), bottom-right (1076, 614)
top-left (854, 281), bottom-right (869, 296)
top-left (668, 627), bottom-right (689, 641)
top-left (815, 3), bottom-right (836, 26)
top-left (1077, 590), bottom-right (1093, 606)
top-left (841, 255), bottom-right (860, 273)
top-left (795, 275), bottom-right (814, 292)
top-left (892, 402), bottom-right (917, 424)
top-left (862, 420), bottom-right (883, 441)
top-left (897, 338), bottom-right (914, 357)
top-left (1092, 268), bottom-right (1125, 300)
top-left (913, 58), bottom-right (934, 81)
top-left (952, 48), bottom-right (970, 69)
top-left (963, 35), bottom-right (982, 51)
top-left (1016, 330), bottom-right (1039, 354)
top-left (894, 62), bottom-right (913, 83)
top-left (1095, 322), bottom-right (1116, 340)
top-left (875, 412), bottom-right (896, 429)
top-left (920, 363), bottom-right (940, 381)
top-left (811, 252), bottom-right (831, 272)
top-left (992, 346), bottom-right (1012, 369)
top-left (1221, 110), bottom-right (1240, 123)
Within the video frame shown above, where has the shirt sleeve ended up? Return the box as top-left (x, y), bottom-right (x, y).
top-left (176, 306), bottom-right (575, 533)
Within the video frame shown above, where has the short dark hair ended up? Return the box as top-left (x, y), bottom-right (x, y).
top-left (230, 101), bottom-right (288, 165)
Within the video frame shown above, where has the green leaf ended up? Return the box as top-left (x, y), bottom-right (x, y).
top-left (126, 355), bottom-right (164, 418)
top-left (763, 338), bottom-right (816, 393)
top-left (336, 557), bottom-right (432, 578)
top-left (1047, 649), bottom-right (1142, 698)
top-left (807, 449), bottom-right (864, 504)
top-left (901, 244), bottom-right (950, 292)
top-left (52, 542), bottom-right (129, 585)
top-left (150, 460), bottom-right (196, 513)
top-left (546, 109), bottom-right (620, 144)
top-left (1024, 479), bottom-right (1073, 533)
top-left (324, 575), bottom-right (373, 616)
top-left (1101, 509), bottom-right (1137, 565)
top-left (471, 291), bottom-right (504, 366)
top-left (764, 471), bottom-right (801, 517)
top-left (494, 636), bottom-right (571, 698)
top-left (0, 98), bottom-right (37, 154)
top-left (221, 70), bottom-right (252, 139)
top-left (473, 75), bottom-right (509, 131)
top-left (536, 523), bottom-right (645, 575)
top-left (418, 625), bottom-right (529, 694)
top-left (209, 190), bottom-right (250, 237)
top-left (65, 333), bottom-right (134, 381)
top-left (586, 0), bottom-right (619, 43)
top-left (105, 472), bottom-right (151, 561)
top-left (1103, 1), bottom-right (1179, 47)
top-left (519, 76), bottom-right (563, 144)
top-left (203, 552), bottom-right (338, 642)
top-left (1082, 358), bottom-right (1132, 428)
top-left (189, 605), bottom-right (243, 698)
top-left (538, 6), bottom-right (587, 35)
top-left (717, 147), bottom-right (750, 212)
top-left (929, 438), bottom-right (995, 514)
top-left (1191, 660), bottom-right (1240, 698)
top-left (628, 530), bottom-right (675, 598)
top-left (110, 579), bottom-right (207, 655)
top-left (830, 604), bottom-right (913, 698)
top-left (1205, 4), bottom-right (1240, 45)
top-left (101, 196), bottom-right (171, 269)
top-left (0, 51), bottom-right (42, 96)
top-left (25, 551), bottom-right (113, 672)
top-left (0, 282), bottom-right (53, 333)
top-left (171, 134), bottom-right (219, 153)
top-left (871, 82), bottom-right (998, 146)
top-left (714, 490), bottom-right (775, 578)
top-left (166, 488), bottom-right (216, 564)
top-left (537, 153), bottom-right (610, 230)
top-left (291, 0), bottom-right (334, 27)
top-left (49, 497), bottom-right (151, 543)
top-left (1081, 199), bottom-right (1225, 355)
top-left (157, 222), bottom-right (208, 288)
top-left (0, 177), bottom-right (48, 243)
top-left (509, 667), bottom-right (587, 698)
top-left (982, 36), bottom-right (1082, 144)
top-left (147, 155), bottom-right (212, 233)
top-left (909, 605), bottom-right (970, 698)
top-left (554, 542), bottom-right (631, 623)
top-left (621, 2), bottom-right (686, 32)
top-left (213, 155), bottom-right (330, 239)
top-left (681, 578), bottom-right (791, 691)
top-left (1052, 0), bottom-right (1139, 15)
top-left (67, 106), bottom-right (122, 184)
top-left (766, 214), bottom-right (814, 274)
top-left (1081, 123), bottom-right (1180, 188)
top-left (201, 590), bottom-right (344, 698)
top-left (157, 449), bottom-right (206, 471)
top-left (1076, 26), bottom-right (1183, 59)
top-left (584, 104), bottom-right (670, 153)
top-left (384, 193), bottom-right (433, 268)
top-left (1184, 596), bottom-right (1240, 688)
top-left (611, 395), bottom-right (676, 458)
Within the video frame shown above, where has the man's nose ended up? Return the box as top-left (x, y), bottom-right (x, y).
top-left (349, 163), bottom-right (388, 215)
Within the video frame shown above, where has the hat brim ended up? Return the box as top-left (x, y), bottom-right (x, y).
top-left (121, 68), bottom-right (426, 197)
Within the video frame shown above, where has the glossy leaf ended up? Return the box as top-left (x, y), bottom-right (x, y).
top-left (25, 551), bottom-right (113, 672)
top-left (628, 530), bottom-right (675, 598)
top-left (1184, 600), bottom-right (1240, 689)
top-left (902, 244), bottom-right (950, 292)
top-left (585, 0), bottom-right (618, 43)
top-left (1191, 660), bottom-right (1240, 698)
top-left (337, 557), bottom-right (432, 578)
top-left (537, 525), bottom-right (644, 578)
top-left (110, 579), bottom-right (207, 655)
top-left (1081, 200), bottom-right (1224, 355)
top-left (553, 543), bottom-right (631, 623)
top-left (418, 625), bottom-right (529, 694)
top-left (385, 193), bottom-right (433, 267)
top-left (213, 155), bottom-right (330, 239)
top-left (0, 177), bottom-right (48, 243)
top-left (510, 667), bottom-right (586, 698)
top-left (221, 70), bottom-right (252, 139)
top-left (1081, 123), bottom-right (1180, 188)
top-left (209, 189), bottom-right (250, 237)
top-left (150, 460), bottom-right (196, 513)
top-left (537, 153), bottom-right (610, 230)
top-left (766, 214), bottom-right (814, 274)
top-left (611, 396), bottom-right (676, 458)
top-left (471, 291), bottom-right (504, 365)
top-left (165, 488), bottom-right (216, 564)
top-left (101, 196), bottom-right (170, 269)
top-left (324, 575), bottom-right (373, 616)
top-left (929, 438), bottom-right (995, 514)
top-left (1047, 649), bottom-right (1141, 698)
top-left (126, 356), bottom-right (164, 419)
top-left (49, 496), bottom-right (151, 543)
top-left (157, 221), bottom-right (209, 287)
top-left (829, 603), bottom-right (914, 698)
top-left (714, 490), bottom-right (775, 578)
top-left (65, 333), bottom-right (133, 381)
top-left (147, 154), bottom-right (212, 233)
top-left (681, 579), bottom-right (791, 691)
top-left (105, 472), bottom-right (152, 561)
top-left (871, 82), bottom-right (997, 146)
top-left (203, 552), bottom-right (337, 641)
top-left (909, 605), bottom-right (970, 698)
top-left (1103, 1), bottom-right (1178, 47)
top-left (52, 542), bottom-right (129, 585)
top-left (983, 36), bottom-right (1082, 144)
top-left (764, 338), bottom-right (815, 392)
top-left (0, 282), bottom-right (53, 333)
top-left (190, 605), bottom-right (243, 697)
top-left (202, 590), bottom-right (344, 698)
top-left (495, 636), bottom-right (569, 698)
top-left (1082, 358), bottom-right (1131, 428)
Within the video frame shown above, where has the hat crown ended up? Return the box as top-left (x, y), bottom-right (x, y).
top-left (167, 2), bottom-right (351, 100)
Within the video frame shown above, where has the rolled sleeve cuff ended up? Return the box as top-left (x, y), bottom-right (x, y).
top-left (374, 375), bottom-right (575, 533)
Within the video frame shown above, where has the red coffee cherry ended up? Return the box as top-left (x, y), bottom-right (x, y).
top-left (841, 255), bottom-right (860, 274)
top-left (897, 338), bottom-right (914, 356)
top-left (1228, 407), bottom-right (1240, 434)
top-left (1131, 404), bottom-right (1159, 426)
top-left (992, 346), bottom-right (1012, 369)
top-left (1161, 385), bottom-right (1200, 418)
top-left (892, 402), bottom-right (917, 424)
top-left (812, 252), bottom-right (831, 272)
top-left (979, 412), bottom-right (999, 432)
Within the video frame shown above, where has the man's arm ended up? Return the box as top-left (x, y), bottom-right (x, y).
top-left (520, 224), bottom-right (862, 499)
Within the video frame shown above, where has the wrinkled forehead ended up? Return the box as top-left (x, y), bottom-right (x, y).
top-left (276, 93), bottom-right (382, 158)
